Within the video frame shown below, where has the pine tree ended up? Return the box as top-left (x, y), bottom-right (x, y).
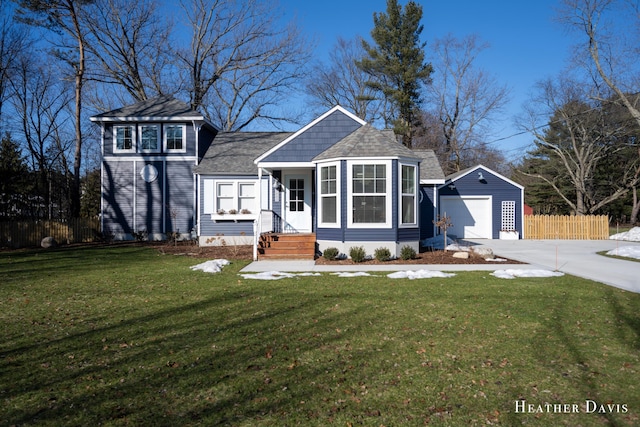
top-left (0, 133), bottom-right (31, 219)
top-left (358, 0), bottom-right (432, 146)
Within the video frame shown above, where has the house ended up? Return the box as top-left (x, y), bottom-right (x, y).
top-left (90, 95), bottom-right (218, 240)
top-left (438, 165), bottom-right (525, 240)
top-left (92, 97), bottom-right (523, 260)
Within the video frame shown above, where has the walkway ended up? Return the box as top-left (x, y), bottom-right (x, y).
top-left (241, 239), bottom-right (640, 293)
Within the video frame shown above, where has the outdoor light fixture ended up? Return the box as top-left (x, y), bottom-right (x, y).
top-left (448, 183), bottom-right (456, 190)
top-left (478, 172), bottom-right (485, 181)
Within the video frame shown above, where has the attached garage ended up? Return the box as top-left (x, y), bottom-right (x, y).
top-left (438, 165), bottom-right (524, 240)
top-left (440, 195), bottom-right (492, 239)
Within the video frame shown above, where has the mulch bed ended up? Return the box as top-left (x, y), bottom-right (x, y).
top-left (156, 243), bottom-right (525, 264)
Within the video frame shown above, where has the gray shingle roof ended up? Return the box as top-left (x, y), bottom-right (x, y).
top-left (194, 132), bottom-right (292, 175)
top-left (313, 124), bottom-right (420, 161)
top-left (91, 95), bottom-right (205, 121)
top-left (411, 149), bottom-right (445, 181)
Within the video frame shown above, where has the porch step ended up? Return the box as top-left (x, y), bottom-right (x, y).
top-left (258, 233), bottom-right (316, 260)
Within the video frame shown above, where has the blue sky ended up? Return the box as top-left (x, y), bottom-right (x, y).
top-left (279, 0), bottom-right (575, 160)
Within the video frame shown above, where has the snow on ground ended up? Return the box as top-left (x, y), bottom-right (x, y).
top-left (239, 271), bottom-right (322, 280)
top-left (491, 269), bottom-right (565, 279)
top-left (190, 259), bottom-right (230, 273)
top-left (610, 227), bottom-right (640, 241)
top-left (331, 272), bottom-right (375, 277)
top-left (387, 270), bottom-right (455, 280)
top-left (606, 246), bottom-right (640, 260)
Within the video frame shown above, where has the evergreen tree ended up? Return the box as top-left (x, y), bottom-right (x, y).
top-left (0, 133), bottom-right (31, 219)
top-left (358, 0), bottom-right (432, 146)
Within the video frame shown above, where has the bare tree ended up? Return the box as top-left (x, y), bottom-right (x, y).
top-left (0, 2), bottom-right (30, 129)
top-left (520, 76), bottom-right (639, 215)
top-left (81, 0), bottom-right (173, 103)
top-left (16, 0), bottom-right (93, 218)
top-left (306, 37), bottom-right (384, 123)
top-left (559, 0), bottom-right (640, 221)
top-left (177, 0), bottom-right (312, 131)
top-left (425, 34), bottom-right (509, 174)
top-left (10, 56), bottom-right (72, 218)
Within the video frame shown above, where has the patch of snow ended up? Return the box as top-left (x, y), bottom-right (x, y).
top-left (239, 271), bottom-right (297, 280)
top-left (331, 272), bottom-right (375, 277)
top-left (190, 259), bottom-right (230, 273)
top-left (486, 258), bottom-right (507, 262)
top-left (609, 227), bottom-right (640, 242)
top-left (387, 270), bottom-right (455, 280)
top-left (491, 269), bottom-right (565, 279)
top-left (606, 246), bottom-right (640, 260)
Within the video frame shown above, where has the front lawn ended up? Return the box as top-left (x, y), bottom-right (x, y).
top-left (1, 245), bottom-right (638, 426)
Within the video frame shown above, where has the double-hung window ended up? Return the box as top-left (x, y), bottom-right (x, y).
top-left (139, 124), bottom-right (160, 152)
top-left (114, 125), bottom-right (135, 152)
top-left (212, 180), bottom-right (257, 215)
top-left (319, 164), bottom-right (339, 226)
top-left (350, 162), bottom-right (390, 226)
top-left (164, 124), bottom-right (186, 152)
top-left (400, 164), bottom-right (417, 226)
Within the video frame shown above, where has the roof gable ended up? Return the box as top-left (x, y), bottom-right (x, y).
top-left (442, 165), bottom-right (524, 190)
top-left (255, 106), bottom-right (366, 165)
top-left (313, 124), bottom-right (420, 161)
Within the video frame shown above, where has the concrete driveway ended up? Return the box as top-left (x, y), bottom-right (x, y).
top-left (468, 239), bottom-right (640, 293)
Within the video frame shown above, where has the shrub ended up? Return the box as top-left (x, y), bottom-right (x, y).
top-left (400, 245), bottom-right (417, 260)
top-left (323, 247), bottom-right (339, 261)
top-left (349, 246), bottom-right (366, 263)
top-left (374, 247), bottom-right (392, 262)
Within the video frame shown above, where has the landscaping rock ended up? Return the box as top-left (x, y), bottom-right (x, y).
top-left (41, 236), bottom-right (58, 249)
top-left (452, 251), bottom-right (469, 259)
top-left (471, 246), bottom-right (495, 260)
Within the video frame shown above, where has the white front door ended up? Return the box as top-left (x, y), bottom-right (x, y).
top-left (284, 172), bottom-right (312, 232)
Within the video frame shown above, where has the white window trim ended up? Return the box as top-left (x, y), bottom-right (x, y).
top-left (347, 159), bottom-right (392, 229)
top-left (399, 162), bottom-right (418, 227)
top-left (318, 162), bottom-right (341, 228)
top-left (113, 125), bottom-right (136, 153)
top-left (210, 179), bottom-right (258, 219)
top-left (163, 124), bottom-right (187, 153)
top-left (138, 124), bottom-right (161, 153)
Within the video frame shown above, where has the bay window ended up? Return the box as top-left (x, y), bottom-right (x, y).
top-left (319, 164), bottom-right (338, 226)
top-left (349, 161), bottom-right (391, 227)
top-left (400, 164), bottom-right (416, 225)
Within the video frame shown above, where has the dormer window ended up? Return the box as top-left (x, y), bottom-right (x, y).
top-left (164, 124), bottom-right (186, 152)
top-left (114, 125), bottom-right (135, 152)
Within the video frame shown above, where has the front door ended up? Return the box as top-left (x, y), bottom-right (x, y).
top-left (284, 172), bottom-right (312, 232)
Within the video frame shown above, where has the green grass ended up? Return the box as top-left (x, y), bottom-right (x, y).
top-left (1, 245), bottom-right (639, 426)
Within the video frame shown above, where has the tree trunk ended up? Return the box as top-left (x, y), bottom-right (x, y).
top-left (630, 187), bottom-right (640, 225)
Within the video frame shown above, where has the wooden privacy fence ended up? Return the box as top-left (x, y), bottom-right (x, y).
top-left (0, 218), bottom-right (101, 248)
top-left (524, 215), bottom-right (609, 240)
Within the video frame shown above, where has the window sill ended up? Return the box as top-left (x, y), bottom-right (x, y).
top-left (210, 214), bottom-right (257, 222)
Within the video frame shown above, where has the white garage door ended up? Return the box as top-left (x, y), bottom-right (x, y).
top-left (440, 196), bottom-right (492, 239)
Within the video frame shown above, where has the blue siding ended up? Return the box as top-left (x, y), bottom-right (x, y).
top-left (135, 161), bottom-right (164, 234)
top-left (262, 111), bottom-right (361, 162)
top-left (439, 167), bottom-right (523, 239)
top-left (102, 160), bottom-right (134, 235)
top-left (165, 161), bottom-right (196, 234)
top-left (419, 185), bottom-right (436, 240)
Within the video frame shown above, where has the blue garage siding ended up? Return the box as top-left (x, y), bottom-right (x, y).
top-left (439, 167), bottom-right (523, 239)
